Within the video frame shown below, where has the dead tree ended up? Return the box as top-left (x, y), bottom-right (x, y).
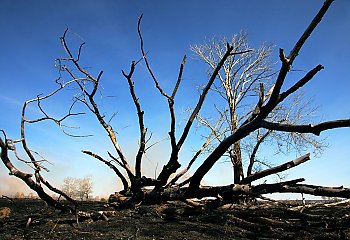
top-left (191, 34), bottom-right (275, 183)
top-left (2, 0), bottom-right (350, 208)
top-left (191, 35), bottom-right (326, 184)
top-left (187, 0), bottom-right (344, 193)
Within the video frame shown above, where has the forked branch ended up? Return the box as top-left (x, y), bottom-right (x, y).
top-left (0, 135), bottom-right (75, 212)
top-left (122, 61), bottom-right (147, 178)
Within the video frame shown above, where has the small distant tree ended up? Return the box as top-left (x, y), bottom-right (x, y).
top-left (77, 176), bottom-right (93, 200)
top-left (61, 176), bottom-right (93, 200)
top-left (14, 192), bottom-right (24, 199)
top-left (61, 177), bottom-right (77, 199)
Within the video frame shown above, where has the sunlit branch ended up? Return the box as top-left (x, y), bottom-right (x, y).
top-left (241, 153), bottom-right (310, 184)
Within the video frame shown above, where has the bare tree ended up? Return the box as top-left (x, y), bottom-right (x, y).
top-left (61, 176), bottom-right (93, 200)
top-left (191, 35), bottom-right (326, 185)
top-left (1, 0), bottom-right (350, 210)
top-left (78, 176), bottom-right (93, 200)
top-left (191, 34), bottom-right (274, 184)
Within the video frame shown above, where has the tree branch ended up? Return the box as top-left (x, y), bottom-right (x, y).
top-left (188, 0), bottom-right (335, 191)
top-left (260, 0), bottom-right (333, 118)
top-left (82, 150), bottom-right (129, 193)
top-left (137, 14), bottom-right (171, 99)
top-left (157, 43), bottom-right (236, 188)
top-left (260, 119), bottom-right (350, 136)
top-left (171, 55), bottom-right (187, 99)
top-left (122, 61), bottom-right (147, 178)
top-left (0, 136), bottom-right (73, 212)
top-left (60, 36), bottom-right (135, 180)
top-left (277, 64), bottom-right (324, 104)
top-left (241, 153), bottom-right (310, 184)
top-left (246, 130), bottom-right (271, 177)
top-left (288, 0), bottom-right (334, 63)
top-left (188, 118), bottom-right (260, 190)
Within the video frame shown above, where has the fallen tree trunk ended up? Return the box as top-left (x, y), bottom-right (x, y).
top-left (262, 183), bottom-right (350, 198)
top-left (117, 178), bottom-right (350, 205)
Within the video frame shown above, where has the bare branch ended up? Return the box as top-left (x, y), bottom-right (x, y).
top-left (246, 129), bottom-right (271, 177)
top-left (82, 150), bottom-right (129, 193)
top-left (260, 119), bottom-right (350, 136)
top-left (288, 0), bottom-right (334, 63)
top-left (241, 153), bottom-right (310, 184)
top-left (61, 38), bottom-right (135, 179)
top-left (60, 29), bottom-right (98, 83)
top-left (171, 55), bottom-right (187, 99)
top-left (188, 0), bottom-right (335, 191)
top-left (157, 43), bottom-right (236, 187)
top-left (38, 173), bottom-right (77, 206)
top-left (122, 61), bottom-right (147, 178)
top-left (277, 64), bottom-right (324, 104)
top-left (0, 136), bottom-right (74, 211)
top-left (259, 1), bottom-right (333, 118)
top-left (166, 110), bottom-right (228, 187)
top-left (177, 44), bottom-right (234, 149)
top-left (137, 14), bottom-right (171, 99)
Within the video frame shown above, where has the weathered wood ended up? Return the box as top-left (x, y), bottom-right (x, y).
top-left (241, 153), bottom-right (310, 184)
top-left (109, 178), bottom-right (350, 205)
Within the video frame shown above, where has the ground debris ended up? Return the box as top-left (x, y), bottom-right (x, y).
top-left (0, 198), bottom-right (349, 239)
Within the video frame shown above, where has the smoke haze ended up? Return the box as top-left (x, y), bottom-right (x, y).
top-left (0, 175), bottom-right (35, 196)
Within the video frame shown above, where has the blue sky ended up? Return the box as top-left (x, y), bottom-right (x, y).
top-left (1, 0), bottom-right (350, 199)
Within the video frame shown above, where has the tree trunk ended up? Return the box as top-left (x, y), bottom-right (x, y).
top-left (111, 178), bottom-right (350, 205)
top-left (232, 141), bottom-right (243, 183)
top-left (231, 113), bottom-right (243, 183)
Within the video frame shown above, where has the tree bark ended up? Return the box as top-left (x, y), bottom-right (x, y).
top-left (232, 142), bottom-right (243, 183)
top-left (241, 153), bottom-right (310, 184)
top-left (129, 178), bottom-right (350, 204)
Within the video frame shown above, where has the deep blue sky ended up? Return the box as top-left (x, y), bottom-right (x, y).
top-left (1, 0), bottom-right (350, 199)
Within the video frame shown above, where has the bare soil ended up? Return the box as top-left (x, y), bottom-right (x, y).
top-left (1, 198), bottom-right (349, 239)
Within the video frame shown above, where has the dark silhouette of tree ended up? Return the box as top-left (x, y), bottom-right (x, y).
top-left (1, 0), bottom-right (350, 211)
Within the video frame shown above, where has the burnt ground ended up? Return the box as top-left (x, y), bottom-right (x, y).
top-left (0, 198), bottom-right (350, 240)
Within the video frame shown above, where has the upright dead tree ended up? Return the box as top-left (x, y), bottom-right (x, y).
top-left (191, 36), bottom-right (326, 184)
top-left (191, 35), bottom-right (275, 183)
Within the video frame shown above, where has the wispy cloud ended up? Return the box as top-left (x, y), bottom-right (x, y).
top-left (0, 95), bottom-right (24, 108)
